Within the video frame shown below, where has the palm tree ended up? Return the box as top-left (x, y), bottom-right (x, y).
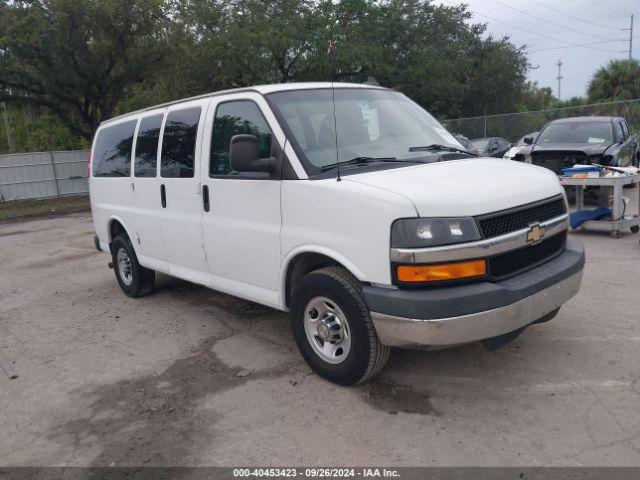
top-left (587, 59), bottom-right (640, 102)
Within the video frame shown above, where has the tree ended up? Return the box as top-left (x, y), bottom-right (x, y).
top-left (1, 0), bottom-right (536, 150)
top-left (0, 104), bottom-right (87, 154)
top-left (519, 81), bottom-right (556, 111)
top-left (587, 59), bottom-right (640, 103)
top-left (0, 0), bottom-right (167, 139)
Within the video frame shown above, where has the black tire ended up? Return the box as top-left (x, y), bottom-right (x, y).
top-left (289, 266), bottom-right (390, 386)
top-left (631, 225), bottom-right (640, 234)
top-left (111, 234), bottom-right (155, 298)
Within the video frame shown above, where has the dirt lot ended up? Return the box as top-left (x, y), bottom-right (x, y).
top-left (1, 197), bottom-right (640, 467)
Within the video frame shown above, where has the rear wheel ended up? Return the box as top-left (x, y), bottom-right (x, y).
top-left (289, 266), bottom-right (390, 386)
top-left (111, 234), bottom-right (155, 297)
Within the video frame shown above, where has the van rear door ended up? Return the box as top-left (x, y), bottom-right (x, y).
top-left (130, 111), bottom-right (166, 267)
top-left (157, 100), bottom-right (210, 280)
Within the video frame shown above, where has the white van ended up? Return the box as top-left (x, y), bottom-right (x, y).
top-left (90, 82), bottom-right (584, 385)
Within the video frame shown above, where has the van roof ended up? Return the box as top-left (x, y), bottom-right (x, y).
top-left (101, 82), bottom-right (388, 126)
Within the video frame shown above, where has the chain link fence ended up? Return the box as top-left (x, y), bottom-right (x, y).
top-left (0, 150), bottom-right (89, 202)
top-left (444, 99), bottom-right (640, 144)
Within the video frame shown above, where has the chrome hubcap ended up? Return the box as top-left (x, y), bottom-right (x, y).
top-left (303, 296), bottom-right (351, 364)
top-left (116, 248), bottom-right (133, 286)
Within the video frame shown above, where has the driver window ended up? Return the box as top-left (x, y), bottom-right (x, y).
top-left (210, 100), bottom-right (273, 178)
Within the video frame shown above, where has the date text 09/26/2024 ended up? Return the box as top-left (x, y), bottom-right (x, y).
top-left (232, 468), bottom-right (400, 478)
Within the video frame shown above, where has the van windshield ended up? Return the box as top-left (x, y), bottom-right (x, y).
top-left (267, 88), bottom-right (464, 173)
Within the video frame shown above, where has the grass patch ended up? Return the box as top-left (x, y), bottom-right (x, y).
top-left (0, 195), bottom-right (90, 221)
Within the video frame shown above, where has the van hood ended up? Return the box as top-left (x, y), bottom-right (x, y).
top-left (344, 158), bottom-right (563, 217)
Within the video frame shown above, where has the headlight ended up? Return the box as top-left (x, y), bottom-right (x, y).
top-left (391, 217), bottom-right (481, 248)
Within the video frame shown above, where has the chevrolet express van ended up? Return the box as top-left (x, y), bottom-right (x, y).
top-left (90, 82), bottom-right (585, 385)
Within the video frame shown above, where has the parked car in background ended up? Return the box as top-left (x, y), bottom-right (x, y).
top-left (504, 132), bottom-right (538, 160)
top-left (470, 137), bottom-right (511, 158)
top-left (519, 116), bottom-right (639, 173)
top-left (454, 133), bottom-right (479, 154)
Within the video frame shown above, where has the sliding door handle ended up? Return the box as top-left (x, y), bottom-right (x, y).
top-left (202, 185), bottom-right (210, 212)
top-left (160, 184), bottom-right (166, 208)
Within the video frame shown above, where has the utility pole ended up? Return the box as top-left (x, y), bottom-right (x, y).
top-left (1, 102), bottom-right (16, 154)
top-left (629, 15), bottom-right (633, 59)
top-left (623, 14), bottom-right (633, 59)
top-left (556, 59), bottom-right (563, 101)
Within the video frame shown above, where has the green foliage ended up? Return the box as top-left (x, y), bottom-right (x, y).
top-left (153, 0), bottom-right (532, 120)
top-left (0, 105), bottom-right (87, 154)
top-left (587, 59), bottom-right (640, 103)
top-left (1, 0), bottom-right (541, 150)
top-left (0, 0), bottom-right (167, 139)
top-left (554, 97), bottom-right (587, 108)
top-left (519, 82), bottom-right (556, 112)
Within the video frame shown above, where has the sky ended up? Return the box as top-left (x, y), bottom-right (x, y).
top-left (436, 0), bottom-right (638, 100)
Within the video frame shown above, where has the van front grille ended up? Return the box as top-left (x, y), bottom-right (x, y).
top-left (476, 196), bottom-right (567, 238)
top-left (488, 232), bottom-right (567, 280)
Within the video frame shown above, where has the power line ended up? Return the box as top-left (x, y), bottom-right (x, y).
top-left (489, 0), bottom-right (621, 42)
top-left (529, 39), bottom-right (627, 54)
top-left (524, 0), bottom-right (623, 31)
top-left (440, 0), bottom-right (624, 53)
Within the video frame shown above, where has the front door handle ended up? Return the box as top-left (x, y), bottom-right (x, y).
top-left (160, 184), bottom-right (166, 208)
top-left (202, 185), bottom-right (210, 212)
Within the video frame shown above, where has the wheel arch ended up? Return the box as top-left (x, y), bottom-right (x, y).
top-left (281, 246), bottom-right (366, 310)
top-left (106, 215), bottom-right (135, 253)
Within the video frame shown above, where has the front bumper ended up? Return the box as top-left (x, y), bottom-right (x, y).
top-left (363, 237), bottom-right (585, 348)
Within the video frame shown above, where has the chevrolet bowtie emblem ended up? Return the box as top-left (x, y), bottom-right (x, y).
top-left (526, 223), bottom-right (546, 245)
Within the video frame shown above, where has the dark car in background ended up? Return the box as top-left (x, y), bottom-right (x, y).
top-left (453, 133), bottom-right (478, 154)
top-left (469, 137), bottom-right (511, 158)
top-left (519, 116), bottom-right (639, 173)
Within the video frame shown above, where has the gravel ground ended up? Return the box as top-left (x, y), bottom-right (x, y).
top-left (1, 192), bottom-right (639, 467)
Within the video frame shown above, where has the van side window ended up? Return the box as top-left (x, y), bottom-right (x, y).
top-left (210, 100), bottom-right (273, 177)
top-left (134, 114), bottom-right (163, 177)
top-left (93, 120), bottom-right (137, 177)
top-left (161, 107), bottom-right (201, 178)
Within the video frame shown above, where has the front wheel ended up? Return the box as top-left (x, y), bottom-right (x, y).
top-left (289, 266), bottom-right (390, 386)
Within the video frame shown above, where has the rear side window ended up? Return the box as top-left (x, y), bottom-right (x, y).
top-left (161, 107), bottom-right (201, 178)
top-left (134, 114), bottom-right (163, 177)
top-left (210, 100), bottom-right (273, 177)
top-left (93, 120), bottom-right (137, 177)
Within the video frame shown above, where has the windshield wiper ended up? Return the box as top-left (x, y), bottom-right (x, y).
top-left (409, 144), bottom-right (476, 156)
top-left (321, 156), bottom-right (403, 171)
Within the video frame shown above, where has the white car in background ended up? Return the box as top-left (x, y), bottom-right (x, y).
top-left (504, 132), bottom-right (538, 160)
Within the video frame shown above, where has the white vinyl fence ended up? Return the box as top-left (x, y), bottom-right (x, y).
top-left (0, 150), bottom-right (90, 202)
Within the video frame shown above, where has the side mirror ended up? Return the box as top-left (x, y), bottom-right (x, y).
top-left (229, 134), bottom-right (276, 173)
top-left (523, 135), bottom-right (534, 145)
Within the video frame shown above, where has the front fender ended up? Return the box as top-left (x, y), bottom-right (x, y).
top-left (279, 245), bottom-right (368, 310)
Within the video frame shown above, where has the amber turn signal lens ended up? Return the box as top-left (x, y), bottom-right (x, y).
top-left (397, 259), bottom-right (487, 283)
